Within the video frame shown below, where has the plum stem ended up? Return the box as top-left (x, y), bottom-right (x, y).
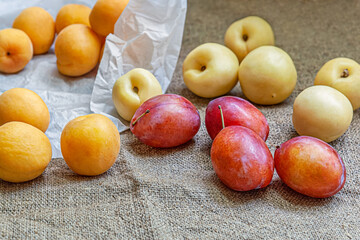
top-left (341, 69), bottom-right (349, 78)
top-left (132, 109), bottom-right (150, 126)
top-left (218, 105), bottom-right (225, 129)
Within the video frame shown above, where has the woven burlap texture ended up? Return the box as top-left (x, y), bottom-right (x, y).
top-left (1, 0), bottom-right (359, 239)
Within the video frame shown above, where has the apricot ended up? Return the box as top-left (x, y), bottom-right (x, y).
top-left (89, 0), bottom-right (130, 37)
top-left (99, 43), bottom-right (105, 63)
top-left (55, 4), bottom-right (91, 34)
top-left (0, 28), bottom-right (33, 74)
top-left (274, 136), bottom-right (346, 198)
top-left (55, 24), bottom-right (101, 77)
top-left (13, 7), bottom-right (55, 55)
top-left (0, 88), bottom-right (50, 132)
top-left (61, 114), bottom-right (120, 176)
top-left (97, 34), bottom-right (106, 46)
top-left (130, 94), bottom-right (201, 148)
top-left (0, 122), bottom-right (52, 183)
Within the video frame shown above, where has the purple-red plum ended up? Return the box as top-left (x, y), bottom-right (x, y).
top-left (130, 94), bottom-right (201, 148)
top-left (205, 96), bottom-right (269, 141)
top-left (211, 125), bottom-right (274, 191)
top-left (274, 136), bottom-right (346, 198)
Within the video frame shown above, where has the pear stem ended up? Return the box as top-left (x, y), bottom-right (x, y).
top-left (132, 109), bottom-right (150, 126)
top-left (218, 105), bottom-right (225, 129)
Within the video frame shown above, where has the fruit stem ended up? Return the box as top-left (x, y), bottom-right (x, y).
top-left (341, 69), bottom-right (349, 78)
top-left (132, 109), bottom-right (150, 126)
top-left (133, 86), bottom-right (139, 94)
top-left (218, 105), bottom-right (225, 129)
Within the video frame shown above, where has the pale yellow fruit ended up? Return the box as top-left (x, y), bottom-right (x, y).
top-left (55, 4), bottom-right (91, 34)
top-left (89, 0), bottom-right (130, 37)
top-left (182, 43), bottom-right (239, 98)
top-left (55, 24), bottom-right (101, 77)
top-left (61, 114), bottom-right (120, 176)
top-left (224, 16), bottom-right (275, 63)
top-left (314, 57), bottom-right (360, 110)
top-left (0, 28), bottom-right (33, 74)
top-left (0, 88), bottom-right (50, 132)
top-left (0, 122), bottom-right (52, 183)
top-left (238, 46), bottom-right (297, 105)
top-left (13, 7), bottom-right (55, 55)
top-left (112, 68), bottom-right (162, 121)
top-left (293, 86), bottom-right (353, 142)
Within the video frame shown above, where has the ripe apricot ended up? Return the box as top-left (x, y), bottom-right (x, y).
top-left (0, 88), bottom-right (50, 132)
top-left (55, 24), bottom-right (101, 77)
top-left (55, 4), bottom-right (91, 34)
top-left (0, 28), bottom-right (33, 74)
top-left (99, 43), bottom-right (105, 63)
top-left (0, 122), bottom-right (52, 183)
top-left (89, 0), bottom-right (129, 37)
top-left (13, 7), bottom-right (55, 55)
top-left (61, 114), bottom-right (120, 176)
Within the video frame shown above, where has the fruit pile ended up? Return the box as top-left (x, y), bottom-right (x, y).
top-left (0, 0), bottom-right (129, 76)
top-left (0, 4), bottom-right (359, 200)
top-left (118, 16), bottom-right (356, 198)
top-left (0, 87), bottom-right (120, 182)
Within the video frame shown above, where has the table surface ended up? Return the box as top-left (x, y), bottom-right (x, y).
top-left (1, 0), bottom-right (359, 239)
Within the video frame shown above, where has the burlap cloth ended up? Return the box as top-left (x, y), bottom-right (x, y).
top-left (1, 0), bottom-right (359, 239)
